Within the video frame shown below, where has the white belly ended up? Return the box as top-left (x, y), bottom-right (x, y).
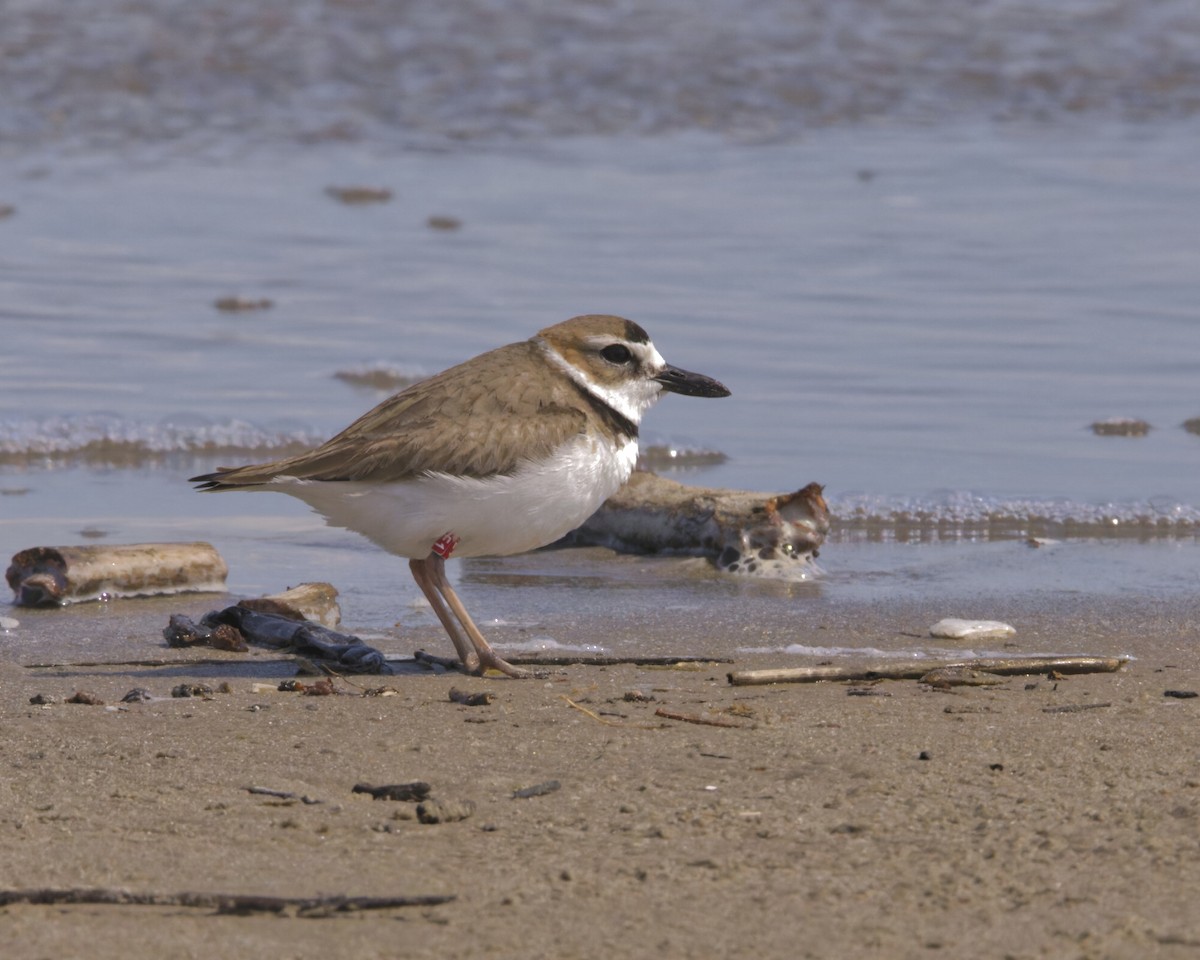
top-left (271, 433), bottom-right (638, 559)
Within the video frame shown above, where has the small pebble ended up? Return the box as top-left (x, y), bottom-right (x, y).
top-left (416, 798), bottom-right (476, 824)
top-left (29, 693), bottom-right (57, 705)
top-left (929, 618), bottom-right (1016, 641)
top-left (303, 678), bottom-right (336, 696)
top-left (512, 780), bottom-right (561, 799)
top-left (449, 687), bottom-right (495, 706)
top-left (1164, 690), bottom-right (1198, 699)
top-left (121, 688), bottom-right (154, 703)
top-left (0, 616), bottom-right (19, 630)
top-left (171, 683), bottom-right (214, 698)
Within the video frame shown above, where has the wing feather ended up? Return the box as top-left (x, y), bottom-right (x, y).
top-left (192, 340), bottom-right (591, 488)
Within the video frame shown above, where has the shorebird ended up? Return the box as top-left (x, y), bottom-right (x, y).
top-left (191, 315), bottom-right (730, 676)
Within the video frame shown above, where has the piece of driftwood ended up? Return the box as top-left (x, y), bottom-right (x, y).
top-left (417, 650), bottom-right (730, 671)
top-left (6, 542), bottom-right (227, 606)
top-left (1042, 702), bottom-right (1113, 714)
top-left (728, 655), bottom-right (1128, 686)
top-left (237, 582), bottom-right (342, 628)
top-left (654, 707), bottom-right (747, 729)
top-left (0, 887), bottom-right (453, 915)
top-left (508, 653), bottom-right (731, 667)
top-left (559, 470), bottom-right (829, 580)
top-left (245, 786), bottom-right (324, 805)
top-left (352, 782), bottom-right (431, 802)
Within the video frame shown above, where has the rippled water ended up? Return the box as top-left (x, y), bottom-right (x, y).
top-left (4, 135), bottom-right (1198, 524)
top-left (1, 0), bottom-right (1198, 659)
top-left (3, 0), bottom-right (1199, 153)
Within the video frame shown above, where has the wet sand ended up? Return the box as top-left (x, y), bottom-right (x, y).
top-left (2, 599), bottom-right (1198, 959)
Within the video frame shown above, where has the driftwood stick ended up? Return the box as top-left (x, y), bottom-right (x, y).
top-left (728, 655), bottom-right (1128, 687)
top-left (654, 707), bottom-right (746, 729)
top-left (0, 887), bottom-right (454, 914)
top-left (560, 695), bottom-right (658, 729)
top-left (512, 654), bottom-right (730, 666)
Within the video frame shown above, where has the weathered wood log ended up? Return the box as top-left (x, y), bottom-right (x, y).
top-left (6, 542), bottom-right (227, 606)
top-left (0, 886), bottom-right (454, 914)
top-left (728, 655), bottom-right (1128, 686)
top-left (560, 470), bottom-right (828, 580)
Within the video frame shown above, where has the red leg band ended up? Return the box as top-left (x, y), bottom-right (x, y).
top-left (431, 532), bottom-right (460, 559)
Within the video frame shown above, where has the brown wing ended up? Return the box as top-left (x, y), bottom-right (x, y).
top-left (192, 340), bottom-right (589, 488)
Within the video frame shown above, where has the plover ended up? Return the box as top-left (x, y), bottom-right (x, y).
top-left (191, 315), bottom-right (730, 676)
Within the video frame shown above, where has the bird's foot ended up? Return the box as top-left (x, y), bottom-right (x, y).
top-left (472, 649), bottom-right (543, 679)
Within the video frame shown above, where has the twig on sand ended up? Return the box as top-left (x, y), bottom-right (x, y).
top-left (560, 695), bottom-right (658, 729)
top-left (1042, 702), bottom-right (1113, 714)
top-left (513, 654), bottom-right (730, 667)
top-left (728, 656), bottom-right (1128, 687)
top-left (245, 786), bottom-right (324, 805)
top-left (0, 887), bottom-right (454, 915)
top-left (654, 707), bottom-right (746, 729)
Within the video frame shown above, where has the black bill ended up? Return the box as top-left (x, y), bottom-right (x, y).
top-left (655, 364), bottom-right (731, 398)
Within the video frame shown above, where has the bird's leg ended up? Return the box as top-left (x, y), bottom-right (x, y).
top-left (409, 558), bottom-right (479, 672)
top-left (422, 553), bottom-right (530, 679)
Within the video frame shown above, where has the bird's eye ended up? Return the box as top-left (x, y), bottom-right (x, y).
top-left (601, 344), bottom-right (633, 364)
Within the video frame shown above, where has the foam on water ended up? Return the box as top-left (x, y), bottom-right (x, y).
top-left (827, 491), bottom-right (1200, 539)
top-left (2, 416), bottom-right (1196, 539)
top-left (0, 415), bottom-right (324, 467)
top-left (2, 0), bottom-right (1199, 155)
top-left (493, 636), bottom-right (609, 656)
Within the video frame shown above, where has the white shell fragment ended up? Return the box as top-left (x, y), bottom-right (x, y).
top-left (929, 618), bottom-right (1017, 641)
top-left (0, 616), bottom-right (18, 631)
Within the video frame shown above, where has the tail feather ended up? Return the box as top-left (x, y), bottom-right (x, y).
top-left (189, 466), bottom-right (274, 490)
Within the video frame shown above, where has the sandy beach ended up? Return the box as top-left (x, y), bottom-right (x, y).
top-left (2, 596), bottom-right (1198, 960)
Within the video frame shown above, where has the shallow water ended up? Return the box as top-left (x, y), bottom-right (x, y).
top-left (1, 0), bottom-right (1198, 664)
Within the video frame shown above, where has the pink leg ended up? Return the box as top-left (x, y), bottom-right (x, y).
top-left (420, 553), bottom-right (529, 678)
top-left (409, 558), bottom-right (479, 672)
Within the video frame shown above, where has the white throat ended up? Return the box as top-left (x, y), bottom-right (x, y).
top-left (538, 340), bottom-right (664, 425)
